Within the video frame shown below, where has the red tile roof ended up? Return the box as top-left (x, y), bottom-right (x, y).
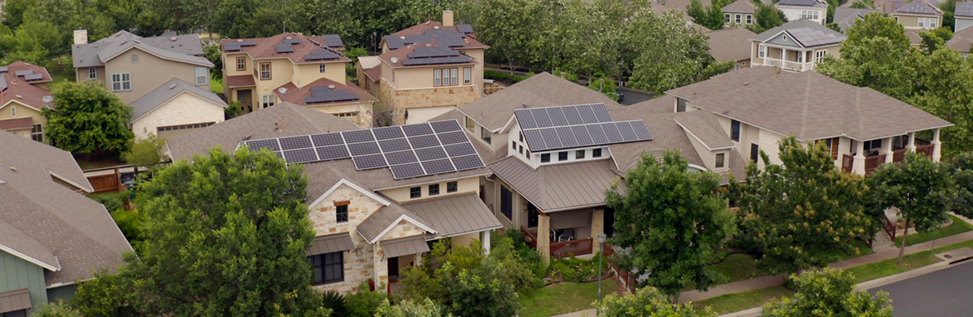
top-left (1, 70), bottom-right (54, 111)
top-left (225, 74), bottom-right (256, 88)
top-left (220, 33), bottom-right (350, 64)
top-left (0, 117), bottom-right (32, 130)
top-left (273, 77), bottom-right (375, 106)
top-left (4, 61), bottom-right (53, 83)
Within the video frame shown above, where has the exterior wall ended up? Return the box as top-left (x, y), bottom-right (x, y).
top-left (0, 101), bottom-right (47, 142)
top-left (307, 184), bottom-right (385, 294)
top-left (104, 47), bottom-right (211, 105)
top-left (757, 128), bottom-right (785, 167)
top-left (378, 221), bottom-right (427, 241)
top-left (76, 66), bottom-right (106, 83)
top-left (295, 62), bottom-right (345, 88)
top-left (130, 93), bottom-right (226, 140)
top-left (251, 58), bottom-right (295, 104)
top-left (492, 177), bottom-right (523, 228)
top-left (894, 14), bottom-right (940, 29)
top-left (223, 53), bottom-right (252, 77)
top-left (777, 6), bottom-right (826, 25)
top-left (456, 48), bottom-right (486, 91)
top-left (957, 17), bottom-right (973, 32)
top-left (464, 115), bottom-right (508, 153)
top-left (451, 232), bottom-right (479, 247)
top-left (46, 285), bottom-right (77, 304)
top-left (377, 176), bottom-right (479, 202)
top-left (307, 100), bottom-right (375, 128)
top-left (0, 251), bottom-right (48, 314)
top-left (387, 85), bottom-right (480, 125)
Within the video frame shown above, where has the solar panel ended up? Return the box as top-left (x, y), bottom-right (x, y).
top-left (24, 74), bottom-right (43, 81)
top-left (562, 106), bottom-right (583, 125)
top-left (385, 150), bottom-right (419, 165)
top-left (587, 124), bottom-right (609, 144)
top-left (578, 105), bottom-right (599, 124)
top-left (572, 126), bottom-right (594, 146)
top-left (304, 50), bottom-right (339, 61)
top-left (401, 56), bottom-right (472, 66)
top-left (532, 108), bottom-right (553, 128)
top-left (342, 130), bottom-right (374, 143)
top-left (539, 128), bottom-right (562, 149)
top-left (456, 24), bottom-right (475, 34)
top-left (630, 121), bottom-right (654, 140)
top-left (430, 120), bottom-right (461, 133)
top-left (416, 146), bottom-right (448, 161)
top-left (592, 104), bottom-right (614, 122)
top-left (421, 159), bottom-right (456, 174)
top-left (347, 142), bottom-right (380, 156)
top-left (283, 148), bottom-right (318, 164)
top-left (245, 139), bottom-right (280, 151)
top-left (515, 109), bottom-right (537, 129)
top-left (444, 143), bottom-right (477, 157)
top-left (311, 133), bottom-right (344, 146)
top-left (409, 46), bottom-right (462, 58)
top-left (316, 145), bottom-right (350, 160)
top-left (437, 131), bottom-right (469, 145)
top-left (373, 126), bottom-right (405, 140)
top-left (402, 123), bottom-right (434, 136)
top-left (548, 108), bottom-right (568, 126)
top-left (275, 43), bottom-right (294, 54)
top-left (616, 121), bottom-right (638, 142)
top-left (957, 2), bottom-right (973, 17)
top-left (601, 123), bottom-right (624, 143)
top-left (0, 66), bottom-right (8, 73)
top-left (556, 127), bottom-right (578, 148)
top-left (522, 129), bottom-right (546, 151)
top-left (284, 38), bottom-right (301, 45)
top-left (390, 163), bottom-right (425, 179)
top-left (451, 154), bottom-right (485, 171)
top-left (279, 135), bottom-right (313, 150)
top-left (408, 135), bottom-right (441, 149)
top-left (15, 70), bottom-right (33, 77)
top-left (379, 138), bottom-right (412, 152)
top-left (320, 34), bottom-right (344, 47)
top-left (353, 154), bottom-right (387, 170)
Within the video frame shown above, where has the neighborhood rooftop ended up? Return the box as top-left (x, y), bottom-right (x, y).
top-left (219, 32), bottom-right (349, 64)
top-left (751, 19), bottom-right (846, 48)
top-left (73, 30), bottom-right (212, 68)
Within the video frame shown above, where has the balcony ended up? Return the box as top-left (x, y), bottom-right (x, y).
top-left (763, 57), bottom-right (814, 72)
top-left (521, 226), bottom-right (593, 260)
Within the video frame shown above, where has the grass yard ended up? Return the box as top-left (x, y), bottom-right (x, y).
top-left (894, 215), bottom-right (973, 247)
top-left (692, 285), bottom-right (793, 315)
top-left (211, 78), bottom-right (223, 94)
top-left (517, 281), bottom-right (620, 317)
top-left (711, 253), bottom-right (758, 284)
top-left (847, 236), bottom-right (973, 283)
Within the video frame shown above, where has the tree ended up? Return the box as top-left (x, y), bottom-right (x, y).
top-left (203, 44), bottom-right (222, 80)
top-left (627, 9), bottom-right (712, 94)
top-left (71, 271), bottom-right (140, 317)
top-left (909, 47), bottom-right (973, 157)
top-left (763, 268), bottom-right (893, 317)
top-left (919, 27), bottom-right (953, 54)
top-left (598, 286), bottom-right (717, 317)
top-left (816, 21), bottom-right (917, 100)
top-left (868, 152), bottom-right (955, 265)
top-left (605, 150), bottom-right (736, 299)
top-left (474, 0), bottom-right (544, 73)
top-left (122, 134), bottom-right (168, 169)
top-left (115, 146), bottom-right (328, 316)
top-left (33, 300), bottom-right (83, 317)
top-left (746, 2), bottom-right (787, 33)
top-left (732, 138), bottom-right (872, 276)
top-left (42, 82), bottom-right (135, 154)
top-left (950, 152), bottom-right (973, 217)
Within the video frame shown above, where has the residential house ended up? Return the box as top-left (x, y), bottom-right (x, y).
top-left (956, 2), bottom-right (973, 32)
top-left (775, 0), bottom-right (829, 25)
top-left (833, 7), bottom-right (880, 31)
top-left (430, 73), bottom-right (747, 263)
top-left (750, 19), bottom-right (846, 72)
top-left (890, 1), bottom-right (943, 46)
top-left (356, 56), bottom-right (382, 98)
top-left (706, 27), bottom-right (758, 70)
top-left (128, 78), bottom-right (228, 140)
top-left (722, 0), bottom-right (757, 27)
top-left (665, 67), bottom-right (951, 175)
top-left (374, 10), bottom-right (489, 125)
top-left (0, 132), bottom-right (132, 316)
top-left (0, 61), bottom-right (53, 143)
top-left (947, 26), bottom-right (973, 54)
top-left (165, 102), bottom-right (501, 294)
top-left (220, 33), bottom-right (376, 128)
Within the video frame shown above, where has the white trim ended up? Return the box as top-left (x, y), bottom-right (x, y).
top-left (673, 119), bottom-right (736, 151)
top-left (0, 99), bottom-right (44, 113)
top-left (371, 172), bottom-right (492, 191)
top-left (309, 179), bottom-right (391, 208)
top-left (0, 243), bottom-right (60, 271)
top-left (49, 171), bottom-right (95, 193)
top-left (688, 163), bottom-right (709, 171)
top-left (359, 214), bottom-right (439, 244)
top-left (425, 224), bottom-right (504, 241)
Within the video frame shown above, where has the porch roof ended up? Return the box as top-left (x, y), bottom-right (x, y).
top-left (382, 236), bottom-right (429, 258)
top-left (307, 232), bottom-right (354, 256)
top-left (402, 193), bottom-right (502, 239)
top-left (489, 157), bottom-right (620, 212)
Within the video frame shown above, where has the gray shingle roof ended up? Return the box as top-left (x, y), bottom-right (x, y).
top-left (947, 26), bottom-right (973, 53)
top-left (673, 112), bottom-right (736, 150)
top-left (73, 31), bottom-right (211, 68)
top-left (751, 19), bottom-right (846, 47)
top-left (957, 2), bottom-right (973, 17)
top-left (130, 78), bottom-right (227, 121)
top-left (895, 0), bottom-right (943, 15)
top-left (834, 8), bottom-right (881, 30)
top-left (706, 27), bottom-right (758, 62)
top-left (722, 0), bottom-right (756, 13)
top-left (776, 0), bottom-right (828, 6)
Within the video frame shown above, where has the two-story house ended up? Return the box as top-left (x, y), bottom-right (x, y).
top-left (833, 8), bottom-right (881, 31)
top-left (0, 61), bottom-right (54, 143)
top-left (750, 19), bottom-right (846, 72)
top-left (221, 33), bottom-right (375, 128)
top-left (723, 0), bottom-right (757, 27)
top-left (72, 29), bottom-right (228, 140)
top-left (369, 10), bottom-right (489, 125)
top-left (956, 2), bottom-right (973, 32)
top-left (890, 1), bottom-right (944, 46)
top-left (165, 102), bottom-right (501, 294)
top-left (775, 0), bottom-right (829, 24)
top-left (706, 27), bottom-right (758, 70)
top-left (0, 131), bottom-right (133, 316)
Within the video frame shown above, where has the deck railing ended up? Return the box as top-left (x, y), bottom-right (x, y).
top-left (864, 154), bottom-right (886, 176)
top-left (520, 226), bottom-right (537, 249)
top-left (842, 154), bottom-right (854, 173)
top-left (916, 144), bottom-right (935, 158)
top-left (551, 238), bottom-right (593, 259)
top-left (763, 57), bottom-right (813, 72)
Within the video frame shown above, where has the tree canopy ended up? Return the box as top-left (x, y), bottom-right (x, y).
top-left (42, 82), bottom-right (134, 154)
top-left (763, 268), bottom-right (893, 317)
top-left (122, 134), bottom-right (168, 168)
top-left (599, 286), bottom-right (717, 317)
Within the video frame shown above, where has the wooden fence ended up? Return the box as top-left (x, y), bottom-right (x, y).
top-left (85, 167), bottom-right (123, 194)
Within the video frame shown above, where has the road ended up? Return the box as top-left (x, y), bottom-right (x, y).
top-left (485, 67), bottom-right (654, 105)
top-left (869, 260), bottom-right (973, 317)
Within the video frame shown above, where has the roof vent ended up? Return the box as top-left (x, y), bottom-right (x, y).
top-left (120, 40), bottom-right (127, 45)
top-left (94, 44), bottom-right (98, 48)
top-left (237, 39), bottom-right (244, 42)
top-left (400, 35), bottom-right (406, 40)
top-left (169, 84), bottom-right (177, 90)
top-left (425, 43), bottom-right (432, 47)
top-left (42, 96), bottom-right (52, 103)
top-left (434, 26), bottom-right (440, 29)
top-left (133, 39), bottom-right (140, 44)
top-left (328, 84), bottom-right (335, 89)
top-left (391, 57), bottom-right (399, 64)
top-left (15, 94), bottom-right (22, 99)
top-left (744, 82), bottom-right (749, 86)
top-left (286, 36), bottom-right (293, 40)
top-left (10, 167), bottom-right (16, 172)
top-left (170, 36), bottom-right (177, 41)
top-left (425, 21), bottom-right (431, 24)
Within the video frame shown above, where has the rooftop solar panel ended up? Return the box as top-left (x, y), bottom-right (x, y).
top-left (390, 163), bottom-right (425, 179)
top-left (400, 56), bottom-right (472, 66)
top-left (408, 135), bottom-right (441, 149)
top-left (616, 121), bottom-right (638, 142)
top-left (275, 43), bottom-right (294, 54)
top-left (451, 154), bottom-right (485, 171)
top-left (572, 126), bottom-right (594, 146)
top-left (0, 66), bottom-right (9, 73)
top-left (415, 146), bottom-right (448, 161)
top-left (347, 141), bottom-right (380, 156)
top-left (437, 131), bottom-right (469, 145)
top-left (284, 38), bottom-right (301, 45)
top-left (353, 154), bottom-right (387, 170)
top-left (444, 143), bottom-right (477, 157)
top-left (957, 2), bottom-right (973, 17)
top-left (539, 128), bottom-right (562, 149)
top-left (342, 130), bottom-right (374, 143)
top-left (555, 127), bottom-right (578, 148)
top-left (402, 123), bottom-right (434, 136)
top-left (279, 135), bottom-right (314, 150)
top-left (379, 138), bottom-right (412, 152)
top-left (385, 150), bottom-right (419, 165)
top-left (591, 104), bottom-right (614, 122)
top-left (23, 74), bottom-right (43, 81)
top-left (283, 148), bottom-right (318, 164)
top-left (547, 108), bottom-right (569, 126)
top-left (311, 133), bottom-right (344, 146)
top-left (601, 123), bottom-right (624, 143)
top-left (421, 158), bottom-right (456, 175)
top-left (522, 129), bottom-right (546, 151)
top-left (316, 145), bottom-right (350, 160)
top-left (245, 139), bottom-right (280, 152)
top-left (562, 106), bottom-right (583, 125)
top-left (456, 24), bottom-right (475, 34)
top-left (373, 126), bottom-right (405, 140)
top-left (15, 70), bottom-right (33, 77)
top-left (515, 109), bottom-right (537, 129)
top-left (430, 120), bottom-right (461, 133)
top-left (320, 34), bottom-right (344, 47)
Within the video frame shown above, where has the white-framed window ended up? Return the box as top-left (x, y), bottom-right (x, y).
top-left (716, 153), bottom-right (725, 168)
top-left (261, 94), bottom-right (275, 108)
top-left (815, 50), bottom-right (826, 62)
top-left (801, 10), bottom-right (819, 20)
top-left (131, 53), bottom-right (138, 63)
top-left (434, 69), bottom-right (442, 86)
top-left (919, 17), bottom-right (937, 29)
top-left (463, 67), bottom-right (471, 84)
top-left (31, 124), bottom-right (43, 142)
top-left (758, 44), bottom-right (767, 58)
top-left (319, 64), bottom-right (326, 73)
top-left (797, 51), bottom-right (804, 63)
top-left (746, 14), bottom-right (753, 24)
top-left (725, 13), bottom-right (731, 23)
top-left (10, 105), bottom-right (16, 117)
top-left (88, 68), bottom-right (97, 80)
top-left (259, 63), bottom-right (271, 80)
top-left (450, 68), bottom-right (458, 86)
top-left (236, 56), bottom-right (246, 71)
top-left (782, 35), bottom-right (788, 41)
top-left (195, 67), bottom-right (208, 85)
top-left (736, 14), bottom-right (742, 23)
top-left (111, 72), bottom-right (131, 91)
top-left (335, 112), bottom-right (358, 118)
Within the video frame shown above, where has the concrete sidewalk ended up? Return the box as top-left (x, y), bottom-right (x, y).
top-left (678, 275), bottom-right (786, 303)
top-left (550, 308), bottom-right (596, 317)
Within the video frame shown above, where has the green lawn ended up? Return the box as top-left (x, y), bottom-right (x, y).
top-left (847, 236), bottom-right (973, 283)
top-left (894, 215), bottom-right (973, 247)
top-left (211, 78), bottom-right (223, 94)
top-left (692, 286), bottom-right (794, 315)
top-left (517, 281), bottom-right (620, 317)
top-left (711, 253), bottom-right (758, 284)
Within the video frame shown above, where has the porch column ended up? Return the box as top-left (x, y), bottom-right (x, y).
top-left (591, 209), bottom-right (605, 255)
top-left (853, 141), bottom-right (866, 176)
top-left (883, 137), bottom-right (894, 164)
top-left (781, 48), bottom-right (788, 68)
top-left (374, 242), bottom-right (388, 293)
top-left (414, 252), bottom-right (423, 267)
top-left (481, 230), bottom-right (491, 255)
top-left (933, 128), bottom-right (942, 162)
top-left (537, 212), bottom-right (551, 265)
top-left (907, 132), bottom-right (917, 152)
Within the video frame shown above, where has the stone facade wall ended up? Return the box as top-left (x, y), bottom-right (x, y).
top-left (307, 100), bottom-right (375, 128)
top-left (307, 185), bottom-right (386, 294)
top-left (131, 93), bottom-right (226, 140)
top-left (379, 221), bottom-right (427, 242)
top-left (379, 80), bottom-right (481, 125)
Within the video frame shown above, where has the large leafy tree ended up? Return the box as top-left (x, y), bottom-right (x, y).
top-left (42, 82), bottom-right (134, 154)
top-left (732, 137), bottom-right (872, 276)
top-left (763, 268), bottom-right (893, 317)
top-left (473, 0), bottom-right (544, 72)
top-left (605, 150), bottom-right (736, 300)
top-left (626, 8), bottom-right (712, 94)
top-left (908, 48), bottom-right (973, 157)
top-left (868, 152), bottom-right (955, 265)
top-left (747, 2), bottom-right (787, 34)
top-left (598, 286), bottom-right (717, 317)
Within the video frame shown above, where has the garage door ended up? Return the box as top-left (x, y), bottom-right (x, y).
top-left (406, 106), bottom-right (456, 125)
top-left (156, 122), bottom-right (215, 140)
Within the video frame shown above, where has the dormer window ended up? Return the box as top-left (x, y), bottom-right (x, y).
top-left (558, 151), bottom-right (568, 161)
top-left (576, 150), bottom-right (585, 159)
top-left (541, 153), bottom-right (551, 163)
top-left (716, 153), bottom-right (725, 168)
top-left (593, 148), bottom-right (602, 158)
top-left (481, 126), bottom-right (491, 144)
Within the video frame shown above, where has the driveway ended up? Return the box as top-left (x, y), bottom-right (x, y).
top-left (869, 260), bottom-right (973, 316)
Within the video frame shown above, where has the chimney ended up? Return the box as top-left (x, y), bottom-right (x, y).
top-left (74, 29), bottom-right (88, 45)
top-left (443, 9), bottom-right (454, 27)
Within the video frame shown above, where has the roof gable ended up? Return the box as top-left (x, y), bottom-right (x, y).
top-left (130, 78), bottom-right (227, 121)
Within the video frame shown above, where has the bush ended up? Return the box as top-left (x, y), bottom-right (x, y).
top-left (484, 70), bottom-right (533, 83)
top-left (321, 291), bottom-right (349, 317)
top-left (346, 282), bottom-right (388, 317)
top-left (89, 192), bottom-right (128, 212)
top-left (110, 209), bottom-right (142, 243)
top-left (549, 254), bottom-right (601, 283)
top-left (35, 300), bottom-right (82, 317)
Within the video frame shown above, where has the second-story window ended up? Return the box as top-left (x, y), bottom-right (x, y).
top-left (262, 95), bottom-right (275, 108)
top-left (464, 67), bottom-right (471, 84)
top-left (434, 68), bottom-right (458, 86)
top-left (746, 14), bottom-right (753, 23)
top-left (592, 148), bottom-right (602, 158)
top-left (260, 62), bottom-right (272, 80)
top-left (10, 105), bottom-right (16, 117)
top-left (195, 67), bottom-right (208, 85)
top-left (237, 57), bottom-right (246, 71)
top-left (481, 126), bottom-right (491, 144)
top-left (758, 45), bottom-right (766, 58)
top-left (735, 14), bottom-right (741, 23)
top-left (731, 120), bottom-right (741, 141)
top-left (447, 181), bottom-right (458, 193)
top-left (541, 153), bottom-right (551, 163)
top-left (716, 153), bottom-right (725, 168)
top-left (319, 64), bottom-right (327, 74)
top-left (434, 69), bottom-right (442, 86)
top-left (410, 186), bottom-right (421, 199)
top-left (111, 73), bottom-right (132, 91)
top-left (919, 17), bottom-right (937, 29)
top-left (335, 203), bottom-right (349, 223)
top-left (677, 98), bottom-right (687, 112)
top-left (558, 151), bottom-right (568, 161)
top-left (88, 68), bottom-right (97, 80)
top-left (429, 184), bottom-right (440, 196)
top-left (576, 150), bottom-right (585, 159)
top-left (466, 117), bottom-right (475, 130)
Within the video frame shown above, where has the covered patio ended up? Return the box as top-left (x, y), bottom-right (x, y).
top-left (838, 128), bottom-right (943, 176)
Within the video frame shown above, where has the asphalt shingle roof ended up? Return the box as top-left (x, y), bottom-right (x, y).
top-left (706, 27), bottom-right (758, 62)
top-left (73, 31), bottom-right (210, 68)
top-left (130, 78), bottom-right (226, 121)
top-left (751, 19), bottom-right (846, 47)
top-left (895, 0), bottom-right (943, 15)
top-left (833, 8), bottom-right (881, 30)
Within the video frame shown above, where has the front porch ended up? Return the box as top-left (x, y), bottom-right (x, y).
top-left (762, 47), bottom-right (815, 72)
top-left (838, 128), bottom-right (942, 176)
top-left (517, 208), bottom-right (611, 262)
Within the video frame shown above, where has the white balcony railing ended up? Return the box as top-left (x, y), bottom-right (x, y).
top-left (763, 57), bottom-right (814, 72)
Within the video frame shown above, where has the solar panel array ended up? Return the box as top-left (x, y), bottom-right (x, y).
top-left (24, 74), bottom-right (43, 81)
top-left (957, 2), bottom-right (973, 17)
top-left (303, 86), bottom-right (360, 104)
top-left (408, 46), bottom-right (461, 58)
top-left (896, 1), bottom-right (939, 14)
top-left (514, 104), bottom-right (654, 152)
top-left (0, 66), bottom-right (8, 73)
top-left (384, 30), bottom-right (467, 50)
top-left (777, 0), bottom-right (820, 6)
top-left (786, 27), bottom-right (844, 47)
top-left (241, 119), bottom-right (485, 179)
top-left (456, 24), bottom-right (475, 34)
top-left (402, 56), bottom-right (472, 66)
top-left (284, 38), bottom-right (301, 45)
top-left (0, 75), bottom-right (7, 91)
top-left (304, 49), bottom-right (340, 61)
top-left (15, 70), bottom-right (33, 77)
top-left (274, 43), bottom-right (294, 54)
top-left (320, 34), bottom-right (344, 48)
top-left (223, 41), bottom-right (257, 52)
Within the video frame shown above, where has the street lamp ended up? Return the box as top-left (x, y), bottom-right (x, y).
top-left (596, 232), bottom-right (607, 314)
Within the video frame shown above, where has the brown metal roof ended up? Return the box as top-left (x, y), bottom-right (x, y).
top-left (226, 74), bottom-right (256, 88)
top-left (489, 157), bottom-right (621, 212)
top-left (0, 117), bottom-right (33, 131)
top-left (705, 27), bottom-right (757, 62)
top-left (0, 288), bottom-right (31, 314)
top-left (403, 193), bottom-right (502, 238)
top-left (381, 236), bottom-right (430, 258)
top-left (307, 233), bottom-right (354, 256)
top-left (357, 203), bottom-right (435, 243)
top-left (673, 112), bottom-right (736, 150)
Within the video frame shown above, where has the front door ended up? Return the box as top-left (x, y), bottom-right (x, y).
top-left (750, 144), bottom-right (759, 162)
top-left (527, 203), bottom-right (538, 228)
top-left (388, 257), bottom-right (399, 280)
top-left (237, 90), bottom-right (252, 113)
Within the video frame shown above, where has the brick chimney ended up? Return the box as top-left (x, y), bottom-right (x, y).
top-left (443, 9), bottom-right (454, 27)
top-left (74, 29), bottom-right (88, 45)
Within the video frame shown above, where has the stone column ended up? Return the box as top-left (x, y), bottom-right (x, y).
top-left (933, 128), bottom-right (942, 162)
top-left (481, 230), bottom-right (491, 255)
top-left (374, 242), bottom-right (388, 293)
top-left (414, 252), bottom-right (423, 267)
top-left (537, 212), bottom-right (551, 265)
top-left (907, 132), bottom-right (917, 152)
top-left (853, 141), bottom-right (866, 176)
top-left (883, 137), bottom-right (894, 164)
top-left (781, 48), bottom-right (788, 68)
top-left (591, 209), bottom-right (605, 255)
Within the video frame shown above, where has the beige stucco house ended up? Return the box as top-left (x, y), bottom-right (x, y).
top-left (723, 0), bottom-right (757, 27)
top-left (220, 33), bottom-right (375, 128)
top-left (128, 78), bottom-right (227, 140)
top-left (0, 61), bottom-right (54, 143)
top-left (775, 0), bottom-right (829, 25)
top-left (165, 102), bottom-right (501, 294)
top-left (750, 19), bottom-right (845, 72)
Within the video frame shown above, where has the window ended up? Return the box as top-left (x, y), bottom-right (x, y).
top-left (481, 126), bottom-right (491, 144)
top-left (558, 151), bottom-right (568, 161)
top-left (576, 150), bottom-right (585, 159)
top-left (526, 150), bottom-right (530, 158)
top-left (500, 186), bottom-right (513, 220)
top-left (758, 44), bottom-right (766, 58)
top-left (236, 57), bottom-right (246, 70)
top-left (782, 35), bottom-right (788, 41)
top-left (519, 145), bottom-right (523, 154)
top-left (541, 153), bottom-right (551, 163)
top-left (801, 10), bottom-right (819, 20)
top-left (746, 14), bottom-right (753, 23)
top-left (735, 14), bottom-right (742, 23)
top-left (88, 68), bottom-right (97, 80)
top-left (716, 153), bottom-right (725, 168)
top-left (447, 181), bottom-right (458, 193)
top-left (464, 67), bottom-right (471, 84)
top-left (31, 124), bottom-right (42, 142)
top-left (818, 137), bottom-right (839, 160)
top-left (450, 68), bottom-right (458, 86)
top-left (410, 186), bottom-right (421, 198)
top-left (310, 252), bottom-right (343, 285)
top-left (429, 184), bottom-right (440, 196)
top-left (731, 120), bottom-right (740, 141)
top-left (592, 148), bottom-right (602, 158)
top-left (815, 50), bottom-right (826, 62)
top-left (725, 13), bottom-right (731, 23)
top-left (512, 141), bottom-right (516, 150)
top-left (131, 53), bottom-right (138, 63)
top-left (434, 69), bottom-right (442, 86)
top-left (195, 67), bottom-right (208, 85)
top-left (261, 95), bottom-right (275, 108)
top-left (335, 112), bottom-right (358, 118)
top-left (676, 98), bottom-right (687, 112)
top-left (10, 105), bottom-right (15, 117)
top-left (519, 132), bottom-right (524, 142)
top-left (919, 17), bottom-right (937, 29)
top-left (319, 64), bottom-right (327, 73)
top-left (750, 144), bottom-right (759, 162)
top-left (466, 117), bottom-right (475, 130)
top-left (260, 63), bottom-right (271, 80)
top-left (335, 204), bottom-right (349, 223)
top-left (111, 73), bottom-right (131, 91)
top-left (157, 122), bottom-right (215, 132)
top-left (527, 203), bottom-right (539, 228)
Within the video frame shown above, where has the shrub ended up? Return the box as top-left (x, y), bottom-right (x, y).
top-left (110, 209), bottom-right (142, 243)
top-left (484, 70), bottom-right (532, 83)
top-left (89, 192), bottom-right (128, 212)
top-left (321, 291), bottom-right (349, 317)
top-left (549, 254), bottom-right (601, 283)
top-left (346, 282), bottom-right (388, 317)
top-left (35, 300), bottom-right (83, 317)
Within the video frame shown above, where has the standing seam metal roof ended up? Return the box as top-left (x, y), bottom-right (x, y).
top-left (402, 193), bottom-right (502, 238)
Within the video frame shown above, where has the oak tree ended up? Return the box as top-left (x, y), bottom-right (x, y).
top-left (763, 268), bottom-right (893, 317)
top-left (42, 82), bottom-right (135, 154)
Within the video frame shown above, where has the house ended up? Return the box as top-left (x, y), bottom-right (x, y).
top-left (128, 78), bottom-right (228, 140)
top-left (706, 27), bottom-right (758, 70)
top-left (429, 73), bottom-right (747, 263)
top-left (220, 33), bottom-right (376, 128)
top-left (0, 132), bottom-right (133, 316)
top-left (165, 102), bottom-right (501, 294)
top-left (664, 67), bottom-right (951, 175)
top-left (0, 61), bottom-right (54, 143)
top-left (72, 30), bottom-right (213, 105)
top-left (356, 56), bottom-right (382, 98)
top-left (947, 26), bottom-right (973, 54)
top-left (373, 10), bottom-right (489, 125)
top-left (775, 0), bottom-right (829, 25)
top-left (956, 2), bottom-right (973, 32)
top-left (890, 1), bottom-right (943, 46)
top-left (750, 19), bottom-right (846, 72)
top-left (722, 0), bottom-right (757, 26)
top-left (833, 7), bottom-right (880, 31)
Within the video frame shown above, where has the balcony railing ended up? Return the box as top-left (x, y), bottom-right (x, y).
top-left (763, 57), bottom-right (813, 72)
top-left (864, 154), bottom-right (886, 176)
top-left (551, 238), bottom-right (593, 259)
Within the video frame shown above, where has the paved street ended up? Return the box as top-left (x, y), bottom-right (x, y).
top-left (869, 260), bottom-right (973, 317)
